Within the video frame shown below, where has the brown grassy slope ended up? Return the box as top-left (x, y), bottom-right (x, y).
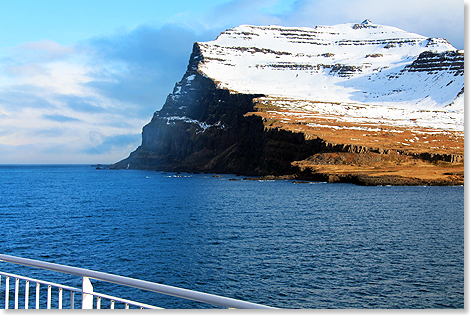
top-left (246, 104), bottom-right (464, 185)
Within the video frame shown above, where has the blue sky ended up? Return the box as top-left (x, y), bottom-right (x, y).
top-left (0, 0), bottom-right (464, 164)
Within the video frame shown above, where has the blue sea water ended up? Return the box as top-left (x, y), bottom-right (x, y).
top-left (0, 165), bottom-right (464, 309)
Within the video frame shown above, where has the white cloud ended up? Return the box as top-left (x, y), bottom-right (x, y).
top-left (0, 39), bottom-right (147, 164)
top-left (16, 40), bottom-right (76, 61)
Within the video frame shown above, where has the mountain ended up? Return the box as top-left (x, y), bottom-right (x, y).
top-left (112, 21), bottom-right (464, 185)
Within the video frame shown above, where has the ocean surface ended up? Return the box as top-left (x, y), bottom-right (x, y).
top-left (0, 165), bottom-right (464, 309)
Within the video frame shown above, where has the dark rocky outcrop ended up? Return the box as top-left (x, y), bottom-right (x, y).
top-left (404, 50), bottom-right (464, 75)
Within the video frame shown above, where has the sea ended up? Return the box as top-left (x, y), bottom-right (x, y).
top-left (0, 164), bottom-right (464, 309)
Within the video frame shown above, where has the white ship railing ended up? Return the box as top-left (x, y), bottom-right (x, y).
top-left (0, 254), bottom-right (275, 309)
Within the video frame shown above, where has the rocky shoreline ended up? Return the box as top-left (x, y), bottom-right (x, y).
top-left (98, 165), bottom-right (464, 186)
top-left (242, 172), bottom-right (464, 186)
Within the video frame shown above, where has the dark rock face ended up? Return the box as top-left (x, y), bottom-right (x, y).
top-left (112, 43), bottom-right (268, 174)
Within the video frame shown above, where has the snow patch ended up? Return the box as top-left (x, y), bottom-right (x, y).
top-left (165, 116), bottom-right (226, 133)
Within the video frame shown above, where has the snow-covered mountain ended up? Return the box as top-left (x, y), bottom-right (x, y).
top-left (114, 21), bottom-right (464, 185)
top-left (190, 20), bottom-right (463, 131)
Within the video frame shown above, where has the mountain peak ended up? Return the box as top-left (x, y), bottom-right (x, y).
top-left (352, 19), bottom-right (376, 29)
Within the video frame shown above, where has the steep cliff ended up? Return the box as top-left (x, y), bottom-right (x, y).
top-left (112, 21), bottom-right (464, 185)
top-left (112, 44), bottom-right (266, 174)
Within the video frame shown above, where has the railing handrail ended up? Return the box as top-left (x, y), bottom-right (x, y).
top-left (0, 254), bottom-right (275, 309)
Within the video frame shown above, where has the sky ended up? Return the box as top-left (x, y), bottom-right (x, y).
top-left (0, 0), bottom-right (465, 164)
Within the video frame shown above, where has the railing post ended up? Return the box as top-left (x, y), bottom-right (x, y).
top-left (81, 277), bottom-right (93, 309)
top-left (58, 287), bottom-right (63, 309)
top-left (70, 291), bottom-right (75, 309)
top-left (14, 278), bottom-right (19, 309)
top-left (35, 283), bottom-right (40, 309)
top-left (47, 285), bottom-right (51, 309)
top-left (25, 280), bottom-right (29, 309)
top-left (5, 276), bottom-right (9, 309)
